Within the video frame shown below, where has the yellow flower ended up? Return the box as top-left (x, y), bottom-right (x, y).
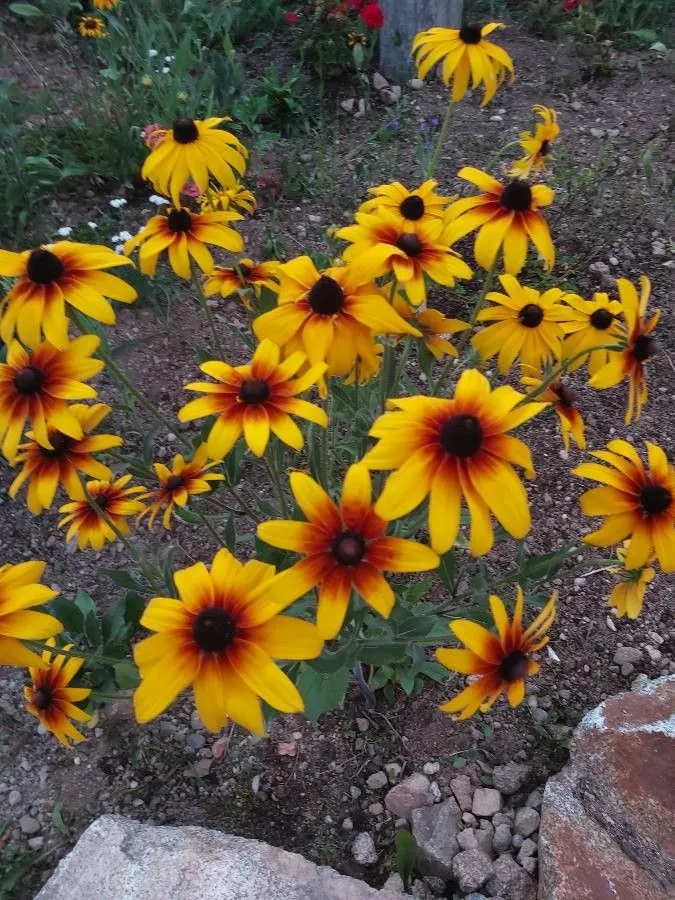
top-left (589, 276), bottom-right (660, 424)
top-left (200, 183), bottom-right (256, 216)
top-left (138, 444), bottom-right (224, 529)
top-left (520, 371), bottom-right (586, 451)
top-left (141, 75), bottom-right (153, 87)
top-left (512, 105), bottom-right (560, 178)
top-left (412, 22), bottom-right (514, 106)
top-left (0, 560), bottom-right (61, 668)
top-left (258, 465), bottom-right (439, 639)
top-left (58, 474), bottom-right (146, 550)
top-left (178, 339), bottom-right (328, 459)
top-left (560, 291), bottom-right (623, 375)
top-left (133, 549), bottom-right (324, 734)
top-left (344, 341), bottom-right (383, 384)
top-left (607, 542), bottom-right (655, 620)
top-left (123, 207), bottom-right (243, 279)
top-left (78, 16), bottom-right (106, 37)
top-left (0, 241), bottom-right (137, 349)
top-left (8, 403), bottom-right (122, 514)
top-left (141, 117), bottom-right (248, 208)
top-left (252, 256), bottom-right (420, 394)
top-left (336, 211), bottom-right (472, 306)
top-left (392, 294), bottom-right (468, 360)
top-left (364, 369), bottom-right (546, 555)
top-left (574, 440), bottom-right (674, 573)
top-left (358, 180), bottom-right (452, 230)
top-left (93, 0), bottom-right (119, 8)
top-left (24, 639), bottom-right (92, 748)
top-left (446, 168), bottom-right (555, 273)
top-left (0, 335), bottom-right (104, 462)
top-left (437, 587), bottom-right (556, 719)
top-left (471, 275), bottom-right (569, 373)
top-left (203, 258), bottom-right (279, 308)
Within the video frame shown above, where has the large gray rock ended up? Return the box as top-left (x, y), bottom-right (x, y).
top-left (411, 798), bottom-right (463, 879)
top-left (37, 816), bottom-right (406, 900)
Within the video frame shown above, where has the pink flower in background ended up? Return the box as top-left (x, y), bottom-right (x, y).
top-left (360, 2), bottom-right (383, 28)
top-left (141, 123), bottom-right (166, 149)
top-left (284, 11), bottom-right (298, 24)
top-left (181, 181), bottom-right (201, 199)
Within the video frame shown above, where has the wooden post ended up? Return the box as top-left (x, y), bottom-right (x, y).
top-left (378, 0), bottom-right (463, 83)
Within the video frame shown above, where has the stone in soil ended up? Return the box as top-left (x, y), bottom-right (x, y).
top-left (513, 807), bottom-right (540, 838)
top-left (385, 772), bottom-right (435, 819)
top-left (517, 838), bottom-right (538, 864)
top-left (472, 787), bottom-right (501, 818)
top-left (20, 815), bottom-right (40, 835)
top-left (612, 646), bottom-right (642, 666)
top-left (493, 822), bottom-right (512, 854)
top-left (366, 770), bottom-right (388, 791)
top-left (485, 852), bottom-right (537, 900)
top-left (538, 674), bottom-right (675, 899)
top-left (352, 831), bottom-right (377, 865)
top-left (450, 774), bottom-right (473, 812)
top-left (452, 848), bottom-right (494, 893)
top-left (8, 790), bottom-right (21, 806)
top-left (492, 762), bottom-right (531, 796)
top-left (422, 762), bottom-right (440, 776)
top-left (411, 797), bottom-right (462, 880)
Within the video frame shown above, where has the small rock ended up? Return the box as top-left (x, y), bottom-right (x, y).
top-left (186, 733), bottom-right (205, 750)
top-left (493, 812), bottom-right (513, 827)
top-left (452, 849), bottom-right (494, 893)
top-left (354, 98), bottom-right (366, 119)
top-left (474, 827), bottom-right (494, 856)
top-left (194, 758), bottom-right (212, 777)
top-left (20, 815), bottom-right (40, 836)
top-left (472, 788), bottom-right (501, 818)
top-left (385, 773), bottom-right (435, 819)
top-left (492, 763), bottom-right (531, 795)
top-left (458, 828), bottom-right (479, 850)
top-left (352, 831), bottom-right (377, 865)
top-left (368, 802), bottom-right (384, 816)
top-left (430, 781), bottom-right (442, 802)
top-left (8, 790), bottom-right (21, 807)
top-left (411, 798), bottom-right (462, 879)
top-left (493, 823), bottom-right (512, 853)
top-left (423, 875), bottom-right (446, 896)
top-left (613, 646), bottom-right (641, 666)
top-left (450, 774), bottom-right (474, 812)
top-left (373, 71), bottom-right (388, 90)
top-left (521, 856), bottom-right (538, 875)
top-left (590, 127), bottom-right (605, 138)
top-left (366, 771), bottom-right (388, 791)
top-left (384, 762), bottom-right (402, 783)
top-left (27, 836), bottom-right (44, 851)
top-left (380, 89), bottom-right (399, 106)
top-left (489, 115), bottom-right (503, 122)
top-left (512, 834), bottom-right (524, 849)
top-left (486, 852), bottom-right (537, 900)
top-left (409, 78), bottom-right (424, 89)
top-left (423, 761), bottom-right (440, 776)
top-left (389, 85), bottom-right (402, 100)
top-left (340, 98), bottom-right (355, 113)
top-left (571, 100), bottom-right (583, 110)
top-left (463, 812), bottom-right (478, 827)
top-left (514, 807), bottom-right (540, 838)
top-left (383, 873), bottom-right (405, 892)
top-left (190, 710), bottom-right (203, 730)
top-left (350, 785), bottom-right (362, 800)
top-left (525, 789), bottom-right (543, 810)
top-left (517, 838), bottom-right (538, 864)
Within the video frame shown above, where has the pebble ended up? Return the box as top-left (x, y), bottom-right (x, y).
top-left (340, 98), bottom-right (355, 113)
top-left (423, 761), bottom-right (440, 775)
top-left (368, 802), bottom-right (384, 816)
top-left (512, 833), bottom-right (524, 849)
top-left (366, 771), bottom-right (388, 791)
top-left (613, 646), bottom-right (642, 666)
top-left (517, 837), bottom-right (538, 862)
top-left (186, 733), bottom-right (206, 750)
top-left (522, 856), bottom-right (538, 875)
top-left (190, 710), bottom-right (203, 730)
top-left (493, 822), bottom-right (512, 853)
top-left (462, 812), bottom-right (478, 827)
top-left (571, 100), bottom-right (583, 110)
top-left (384, 762), bottom-right (402, 783)
top-left (590, 127), bottom-right (605, 138)
top-left (430, 781), bottom-right (442, 802)
top-left (409, 78), bottom-right (424, 89)
top-left (194, 758), bottom-right (213, 777)
top-left (352, 831), bottom-right (377, 865)
top-left (373, 71), bottom-right (388, 90)
top-left (526, 788), bottom-right (543, 810)
top-left (19, 815), bottom-right (40, 836)
top-left (8, 790), bottom-right (21, 806)
top-left (27, 836), bottom-right (44, 850)
top-left (492, 762), bottom-right (531, 795)
top-left (621, 663), bottom-right (635, 676)
top-left (452, 848), bottom-right (494, 893)
top-left (514, 806), bottom-right (540, 837)
top-left (350, 785), bottom-right (362, 800)
top-left (450, 774), bottom-right (474, 812)
top-left (472, 787), bottom-right (501, 817)
top-left (342, 817), bottom-right (353, 831)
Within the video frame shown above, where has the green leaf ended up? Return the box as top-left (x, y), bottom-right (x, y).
top-left (393, 829), bottom-right (417, 890)
top-left (84, 611), bottom-right (102, 648)
top-left (114, 660), bottom-right (140, 689)
top-left (103, 569), bottom-right (144, 591)
top-left (297, 663), bottom-right (350, 721)
top-left (224, 514), bottom-right (236, 551)
top-left (452, 756), bottom-right (467, 769)
top-left (516, 543), bottom-right (574, 583)
top-left (9, 3), bottom-right (45, 18)
top-left (173, 506), bottom-right (203, 524)
top-left (74, 590), bottom-right (97, 618)
top-left (399, 671), bottom-right (416, 695)
top-left (438, 549), bottom-right (457, 593)
top-left (49, 597), bottom-right (84, 636)
top-left (358, 644), bottom-right (407, 666)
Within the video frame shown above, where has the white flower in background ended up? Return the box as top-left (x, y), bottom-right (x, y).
top-left (117, 230), bottom-right (132, 242)
top-left (56, 226), bottom-right (72, 237)
top-left (162, 67), bottom-right (170, 74)
top-left (149, 195), bottom-right (169, 206)
top-left (111, 234), bottom-right (122, 244)
top-left (164, 55), bottom-right (175, 62)
top-left (109, 198), bottom-right (127, 209)
top-left (87, 221), bottom-right (98, 230)
top-left (149, 49), bottom-right (158, 58)
top-left (115, 244), bottom-right (125, 254)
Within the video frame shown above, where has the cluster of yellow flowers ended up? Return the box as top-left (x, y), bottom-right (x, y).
top-left (0, 20), bottom-right (672, 744)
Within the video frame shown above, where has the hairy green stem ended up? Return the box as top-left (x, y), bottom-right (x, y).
top-left (427, 99), bottom-right (455, 179)
top-left (192, 267), bottom-right (224, 358)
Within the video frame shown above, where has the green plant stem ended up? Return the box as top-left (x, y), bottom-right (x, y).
top-left (516, 342), bottom-right (624, 406)
top-left (379, 279), bottom-right (399, 413)
top-left (192, 267), bottom-right (224, 358)
top-left (484, 139), bottom-right (521, 174)
top-left (264, 455), bottom-right (288, 517)
top-left (427, 99), bottom-right (455, 179)
top-left (26, 640), bottom-right (132, 670)
top-left (191, 507), bottom-right (227, 547)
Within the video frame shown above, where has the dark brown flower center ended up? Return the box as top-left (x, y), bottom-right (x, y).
top-left (192, 607), bottom-right (237, 653)
top-left (239, 378), bottom-right (270, 404)
top-left (518, 303), bottom-right (544, 328)
top-left (27, 248), bottom-right (65, 285)
top-left (590, 308), bottom-right (614, 330)
top-left (308, 275), bottom-right (345, 315)
top-left (501, 180), bottom-right (533, 212)
top-left (32, 686), bottom-right (54, 710)
top-left (640, 484), bottom-right (671, 516)
top-left (540, 139), bottom-right (551, 156)
top-left (167, 209), bottom-right (193, 233)
top-left (331, 531), bottom-right (365, 566)
top-left (164, 474), bottom-right (185, 492)
top-left (554, 381), bottom-right (577, 409)
top-left (499, 650), bottom-right (529, 683)
top-left (13, 366), bottom-right (45, 396)
top-left (39, 432), bottom-right (73, 459)
top-left (395, 234), bottom-right (423, 256)
top-left (172, 117), bottom-right (199, 144)
top-left (459, 23), bottom-right (483, 44)
top-left (632, 334), bottom-right (657, 363)
top-left (239, 263), bottom-right (252, 279)
top-left (439, 414), bottom-right (483, 459)
top-left (400, 195), bottom-right (425, 220)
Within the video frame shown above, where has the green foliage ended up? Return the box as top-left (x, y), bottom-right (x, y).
top-left (392, 829), bottom-right (418, 891)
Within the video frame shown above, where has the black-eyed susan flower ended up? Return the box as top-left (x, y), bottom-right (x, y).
top-left (412, 23), bottom-right (514, 106)
top-left (0, 335), bottom-right (103, 462)
top-left (607, 542), bottom-right (655, 620)
top-left (521, 371), bottom-right (586, 451)
top-left (0, 560), bottom-right (61, 668)
top-left (200, 183), bottom-right (256, 216)
top-left (446, 168), bottom-right (555, 274)
top-left (472, 275), bottom-right (569, 373)
top-left (133, 549), bottom-right (323, 733)
top-left (574, 440), bottom-right (674, 572)
top-left (252, 257), bottom-right (420, 391)
top-left (560, 291), bottom-right (623, 375)
top-left (178, 339), bottom-right (328, 460)
top-left (24, 639), bottom-right (92, 747)
top-left (93, 0), bottom-right (119, 9)
top-left (358, 180), bottom-right (452, 229)
top-left (364, 369), bottom-right (546, 556)
top-left (258, 464), bottom-right (439, 639)
top-left (141, 117), bottom-right (248, 208)
top-left (336, 212), bottom-right (472, 305)
top-left (0, 241), bottom-right (137, 349)
top-left (436, 587), bottom-right (556, 719)
top-left (78, 16), bottom-right (106, 37)
top-left (511, 105), bottom-right (560, 178)
top-left (392, 295), bottom-right (469, 360)
top-left (344, 341), bottom-right (383, 385)
top-left (58, 474), bottom-right (146, 550)
top-left (204, 258), bottom-right (279, 308)
top-left (8, 403), bottom-right (122, 514)
top-left (589, 276), bottom-right (660, 424)
top-left (138, 444), bottom-right (224, 529)
top-left (123, 207), bottom-right (243, 280)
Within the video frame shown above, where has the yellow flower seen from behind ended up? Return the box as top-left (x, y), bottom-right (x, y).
top-left (607, 543), bottom-right (655, 620)
top-left (138, 444), bottom-right (224, 529)
top-left (512, 105), bottom-right (560, 178)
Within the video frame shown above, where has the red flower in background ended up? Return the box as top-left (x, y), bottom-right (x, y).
top-left (360, 2), bottom-right (383, 28)
top-left (284, 11), bottom-right (299, 24)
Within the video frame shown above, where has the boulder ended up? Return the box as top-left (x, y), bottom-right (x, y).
top-left (37, 815), bottom-right (406, 900)
top-left (538, 674), bottom-right (674, 899)
top-left (411, 798), bottom-right (463, 879)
